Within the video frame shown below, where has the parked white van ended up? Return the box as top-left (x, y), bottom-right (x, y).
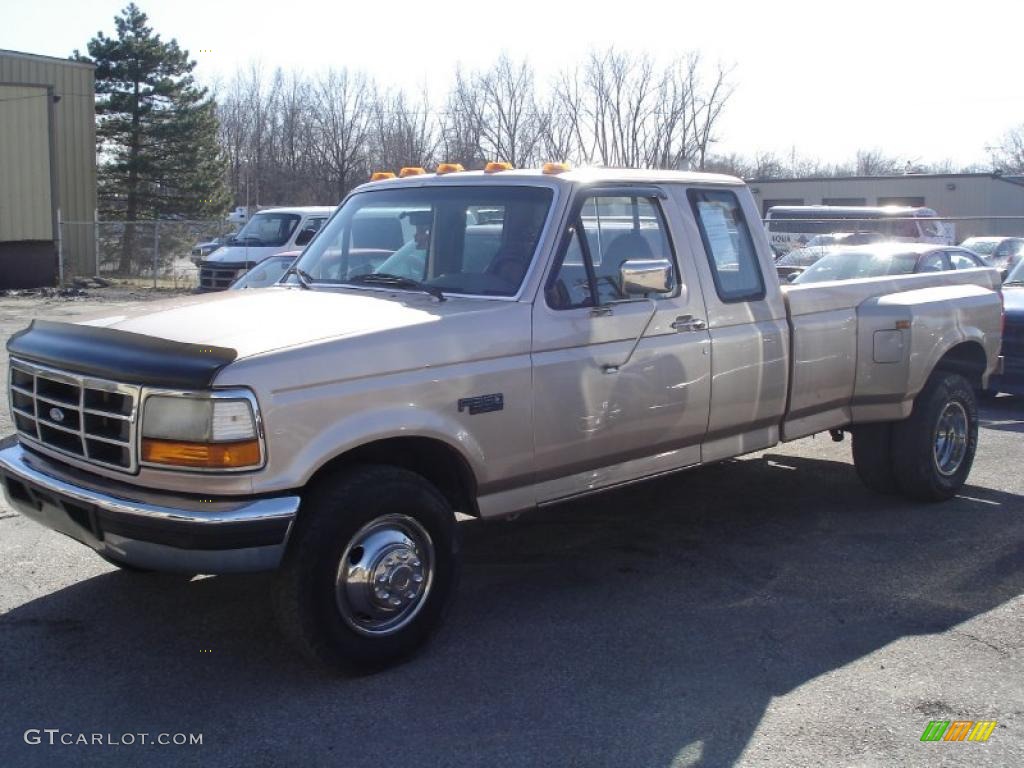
top-left (198, 207), bottom-right (335, 291)
top-left (764, 205), bottom-right (953, 256)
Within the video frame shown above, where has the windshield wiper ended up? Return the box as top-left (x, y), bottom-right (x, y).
top-left (348, 273), bottom-right (445, 301)
top-left (283, 265), bottom-right (314, 289)
top-left (1003, 280), bottom-right (1024, 287)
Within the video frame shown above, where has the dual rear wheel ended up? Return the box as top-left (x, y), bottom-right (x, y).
top-left (851, 371), bottom-right (978, 501)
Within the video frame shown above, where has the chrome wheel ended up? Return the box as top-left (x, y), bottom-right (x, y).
top-left (335, 514), bottom-right (434, 636)
top-left (933, 401), bottom-right (968, 476)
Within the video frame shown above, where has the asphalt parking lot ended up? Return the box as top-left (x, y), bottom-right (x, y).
top-left (0, 292), bottom-right (1021, 768)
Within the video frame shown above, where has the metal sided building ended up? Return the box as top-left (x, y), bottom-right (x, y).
top-left (0, 50), bottom-right (96, 288)
top-left (746, 173), bottom-right (1024, 242)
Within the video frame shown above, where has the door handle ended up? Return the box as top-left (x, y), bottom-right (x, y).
top-left (671, 315), bottom-right (707, 332)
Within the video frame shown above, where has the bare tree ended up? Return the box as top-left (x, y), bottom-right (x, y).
top-left (308, 69), bottom-right (375, 200)
top-left (439, 65), bottom-right (486, 168)
top-left (475, 55), bottom-right (543, 166)
top-left (990, 124), bottom-right (1024, 173)
top-left (371, 87), bottom-right (438, 172)
top-left (212, 48), bottom-right (738, 207)
top-left (855, 148), bottom-right (902, 176)
top-left (548, 48), bottom-right (732, 170)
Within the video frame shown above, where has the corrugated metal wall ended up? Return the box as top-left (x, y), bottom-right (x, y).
top-left (0, 50), bottom-right (96, 281)
top-left (0, 84), bottom-right (52, 240)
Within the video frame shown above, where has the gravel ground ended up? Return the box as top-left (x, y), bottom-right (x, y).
top-left (0, 291), bottom-right (1021, 768)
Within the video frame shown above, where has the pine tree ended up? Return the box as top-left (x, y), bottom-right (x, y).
top-left (74, 3), bottom-right (230, 272)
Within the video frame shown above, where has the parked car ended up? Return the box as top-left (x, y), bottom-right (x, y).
top-left (1, 166), bottom-right (1002, 673)
top-left (792, 243), bottom-right (986, 284)
top-left (777, 234), bottom-right (890, 279)
top-left (959, 236), bottom-right (1024, 275)
top-left (198, 207), bottom-right (333, 291)
top-left (984, 258), bottom-right (1024, 395)
top-left (775, 245), bottom-right (837, 281)
top-left (190, 234), bottom-right (237, 266)
top-left (229, 253), bottom-right (298, 290)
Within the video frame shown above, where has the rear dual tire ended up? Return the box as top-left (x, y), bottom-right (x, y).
top-left (852, 371), bottom-right (978, 502)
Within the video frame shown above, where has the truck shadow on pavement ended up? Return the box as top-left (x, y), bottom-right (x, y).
top-left (1, 451), bottom-right (1022, 767)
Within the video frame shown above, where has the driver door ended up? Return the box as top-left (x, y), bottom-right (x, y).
top-left (531, 188), bottom-right (712, 503)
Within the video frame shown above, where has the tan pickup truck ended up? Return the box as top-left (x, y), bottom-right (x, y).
top-left (1, 167), bottom-right (1003, 672)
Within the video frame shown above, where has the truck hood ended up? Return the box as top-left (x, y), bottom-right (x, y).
top-left (204, 244), bottom-right (281, 263)
top-left (73, 287), bottom-right (512, 359)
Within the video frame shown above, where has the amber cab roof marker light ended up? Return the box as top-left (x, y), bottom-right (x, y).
top-left (435, 163), bottom-right (466, 175)
top-left (542, 162), bottom-right (571, 175)
top-left (484, 161), bottom-right (514, 173)
top-left (399, 167), bottom-right (427, 178)
top-left (369, 171), bottom-right (396, 181)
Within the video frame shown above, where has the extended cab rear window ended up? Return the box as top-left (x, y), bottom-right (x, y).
top-left (688, 189), bottom-right (765, 303)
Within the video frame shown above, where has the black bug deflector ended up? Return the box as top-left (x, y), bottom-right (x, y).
top-left (7, 320), bottom-right (238, 389)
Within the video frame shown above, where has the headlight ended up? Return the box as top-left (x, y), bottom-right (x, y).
top-left (140, 393), bottom-right (263, 470)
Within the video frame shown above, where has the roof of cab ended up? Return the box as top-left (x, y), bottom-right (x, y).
top-left (254, 206), bottom-right (336, 215)
top-left (355, 167), bottom-right (744, 191)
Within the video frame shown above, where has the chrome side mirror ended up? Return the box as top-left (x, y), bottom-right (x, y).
top-left (620, 259), bottom-right (674, 296)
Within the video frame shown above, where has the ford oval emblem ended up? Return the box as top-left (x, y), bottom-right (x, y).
top-left (49, 407), bottom-right (65, 423)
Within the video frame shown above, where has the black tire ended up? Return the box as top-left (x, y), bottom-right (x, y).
top-left (850, 422), bottom-right (899, 494)
top-left (891, 371), bottom-right (978, 502)
top-left (273, 464), bottom-right (459, 674)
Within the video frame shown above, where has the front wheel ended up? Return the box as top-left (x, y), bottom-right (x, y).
top-left (272, 464), bottom-right (459, 673)
top-left (891, 372), bottom-right (978, 502)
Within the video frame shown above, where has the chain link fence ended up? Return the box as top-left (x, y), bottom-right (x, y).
top-left (59, 219), bottom-right (236, 289)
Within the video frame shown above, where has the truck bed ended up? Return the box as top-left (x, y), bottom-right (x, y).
top-left (780, 268), bottom-right (1002, 440)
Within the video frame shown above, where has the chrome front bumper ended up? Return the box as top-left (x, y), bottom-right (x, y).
top-left (0, 439), bottom-right (299, 573)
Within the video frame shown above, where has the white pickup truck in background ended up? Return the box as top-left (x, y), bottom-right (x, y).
top-left (1, 167), bottom-right (1003, 672)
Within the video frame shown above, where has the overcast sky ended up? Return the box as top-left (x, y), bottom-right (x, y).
top-left (4, 0), bottom-right (1021, 168)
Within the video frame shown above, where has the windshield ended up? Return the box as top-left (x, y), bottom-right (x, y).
top-left (794, 250), bottom-right (920, 283)
top-left (234, 212), bottom-right (302, 247)
top-left (291, 186), bottom-right (553, 297)
top-left (962, 238), bottom-right (998, 256)
top-left (230, 256), bottom-right (296, 289)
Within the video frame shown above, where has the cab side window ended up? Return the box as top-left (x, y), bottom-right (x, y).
top-left (688, 188), bottom-right (764, 302)
top-left (547, 195), bottom-right (676, 310)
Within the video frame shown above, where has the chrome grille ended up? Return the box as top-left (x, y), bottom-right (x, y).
top-left (8, 359), bottom-right (140, 472)
top-left (199, 262), bottom-right (246, 291)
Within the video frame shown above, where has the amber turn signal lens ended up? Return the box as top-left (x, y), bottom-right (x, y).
top-left (435, 163), bottom-right (465, 175)
top-left (369, 171), bottom-right (396, 181)
top-left (399, 166), bottom-right (426, 177)
top-left (142, 438), bottom-right (261, 469)
top-left (484, 161), bottom-right (514, 173)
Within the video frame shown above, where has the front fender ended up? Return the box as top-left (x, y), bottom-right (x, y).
top-left (292, 405), bottom-right (488, 489)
